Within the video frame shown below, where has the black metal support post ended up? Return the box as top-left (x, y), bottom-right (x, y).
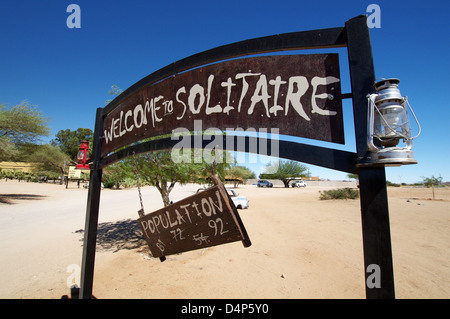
top-left (358, 167), bottom-right (395, 298)
top-left (346, 16), bottom-right (395, 299)
top-left (79, 108), bottom-right (104, 299)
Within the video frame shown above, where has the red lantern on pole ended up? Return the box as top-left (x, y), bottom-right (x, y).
top-left (76, 140), bottom-right (90, 170)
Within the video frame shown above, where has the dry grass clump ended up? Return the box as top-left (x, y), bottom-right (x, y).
top-left (319, 188), bottom-right (359, 200)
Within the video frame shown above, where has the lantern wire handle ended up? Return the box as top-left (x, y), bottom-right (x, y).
top-left (403, 97), bottom-right (421, 140)
top-left (368, 95), bottom-right (421, 143)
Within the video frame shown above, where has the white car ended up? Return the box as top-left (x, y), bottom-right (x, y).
top-left (291, 180), bottom-right (307, 188)
top-left (226, 189), bottom-right (249, 209)
top-left (197, 187), bottom-right (249, 209)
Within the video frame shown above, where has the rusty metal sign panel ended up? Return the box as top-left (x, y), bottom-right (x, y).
top-left (137, 179), bottom-right (251, 258)
top-left (102, 54), bottom-right (343, 156)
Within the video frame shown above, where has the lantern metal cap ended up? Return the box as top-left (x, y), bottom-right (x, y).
top-left (373, 78), bottom-right (404, 104)
top-left (373, 78), bottom-right (400, 89)
top-left (357, 148), bottom-right (418, 167)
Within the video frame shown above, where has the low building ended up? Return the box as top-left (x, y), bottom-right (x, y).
top-left (0, 161), bottom-right (37, 173)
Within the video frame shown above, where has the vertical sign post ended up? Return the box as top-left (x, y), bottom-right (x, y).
top-left (346, 16), bottom-right (395, 299)
top-left (79, 108), bottom-right (104, 299)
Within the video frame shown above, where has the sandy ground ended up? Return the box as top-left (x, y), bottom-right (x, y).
top-left (0, 179), bottom-right (448, 299)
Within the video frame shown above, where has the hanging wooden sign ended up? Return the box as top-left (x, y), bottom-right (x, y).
top-left (102, 54), bottom-right (343, 156)
top-left (137, 177), bottom-right (251, 258)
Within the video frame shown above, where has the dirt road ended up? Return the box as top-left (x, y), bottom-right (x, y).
top-left (0, 180), bottom-right (448, 298)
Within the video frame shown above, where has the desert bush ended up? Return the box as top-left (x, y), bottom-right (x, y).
top-left (319, 188), bottom-right (359, 200)
top-left (121, 177), bottom-right (137, 188)
top-left (386, 181), bottom-right (400, 187)
top-left (102, 177), bottom-right (116, 189)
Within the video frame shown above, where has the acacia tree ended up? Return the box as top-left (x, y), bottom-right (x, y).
top-left (261, 159), bottom-right (309, 188)
top-left (132, 148), bottom-right (230, 207)
top-left (226, 165), bottom-right (255, 187)
top-left (104, 85), bottom-right (123, 105)
top-left (422, 175), bottom-right (443, 200)
top-left (132, 151), bottom-right (199, 207)
top-left (0, 102), bottom-right (50, 160)
top-left (102, 160), bottom-right (133, 189)
top-left (27, 144), bottom-right (70, 183)
top-left (51, 128), bottom-right (93, 161)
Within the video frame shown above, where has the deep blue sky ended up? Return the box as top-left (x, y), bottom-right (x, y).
top-left (1, 0), bottom-right (448, 183)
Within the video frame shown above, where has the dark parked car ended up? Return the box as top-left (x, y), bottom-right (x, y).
top-left (257, 180), bottom-right (273, 187)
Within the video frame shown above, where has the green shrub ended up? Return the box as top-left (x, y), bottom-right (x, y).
top-left (319, 188), bottom-right (359, 200)
top-left (121, 177), bottom-right (137, 188)
top-left (386, 181), bottom-right (400, 187)
top-left (103, 178), bottom-right (116, 189)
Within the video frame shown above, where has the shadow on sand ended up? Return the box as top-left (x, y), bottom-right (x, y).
top-left (0, 194), bottom-right (47, 205)
top-left (75, 218), bottom-right (147, 252)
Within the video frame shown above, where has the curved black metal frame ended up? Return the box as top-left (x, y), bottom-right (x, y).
top-left (80, 15), bottom-right (396, 300)
top-left (100, 136), bottom-right (358, 174)
top-left (103, 26), bottom-right (346, 117)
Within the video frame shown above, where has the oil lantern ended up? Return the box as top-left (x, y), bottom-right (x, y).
top-left (359, 78), bottom-right (421, 166)
top-left (75, 140), bottom-right (90, 170)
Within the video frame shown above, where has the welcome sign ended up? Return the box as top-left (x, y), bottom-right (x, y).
top-left (80, 17), bottom-right (399, 300)
top-left (101, 54), bottom-right (343, 156)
